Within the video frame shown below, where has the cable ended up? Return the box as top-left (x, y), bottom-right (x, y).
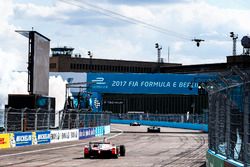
top-left (58, 0), bottom-right (193, 41)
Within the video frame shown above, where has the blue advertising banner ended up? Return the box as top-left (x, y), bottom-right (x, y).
top-left (87, 73), bottom-right (209, 95)
top-left (104, 125), bottom-right (110, 134)
top-left (89, 92), bottom-right (102, 112)
top-left (14, 132), bottom-right (32, 147)
top-left (79, 128), bottom-right (95, 140)
top-left (34, 131), bottom-right (51, 145)
top-left (95, 126), bottom-right (104, 137)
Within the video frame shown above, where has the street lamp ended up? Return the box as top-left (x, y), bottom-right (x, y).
top-left (155, 43), bottom-right (162, 63)
top-left (88, 51), bottom-right (93, 72)
top-left (230, 32), bottom-right (238, 56)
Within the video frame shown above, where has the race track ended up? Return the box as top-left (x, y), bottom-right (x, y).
top-left (0, 124), bottom-right (207, 167)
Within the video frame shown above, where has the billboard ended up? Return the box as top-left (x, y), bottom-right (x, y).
top-left (79, 128), bottom-right (95, 140)
top-left (14, 132), bottom-right (32, 147)
top-left (33, 32), bottom-right (50, 95)
top-left (32, 131), bottom-right (51, 145)
top-left (0, 134), bottom-right (11, 149)
top-left (87, 73), bottom-right (207, 95)
top-left (16, 30), bottom-right (50, 96)
top-left (50, 129), bottom-right (79, 143)
top-left (95, 126), bottom-right (104, 137)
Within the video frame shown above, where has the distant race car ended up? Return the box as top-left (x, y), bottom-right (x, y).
top-left (83, 141), bottom-right (126, 159)
top-left (147, 126), bottom-right (160, 133)
top-left (129, 122), bottom-right (141, 126)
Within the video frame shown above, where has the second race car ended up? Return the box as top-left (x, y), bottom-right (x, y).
top-left (129, 121), bottom-right (141, 126)
top-left (147, 126), bottom-right (161, 133)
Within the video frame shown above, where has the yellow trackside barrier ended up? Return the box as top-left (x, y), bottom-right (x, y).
top-left (0, 133), bottom-right (11, 149)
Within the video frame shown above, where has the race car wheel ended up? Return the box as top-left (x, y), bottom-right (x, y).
top-left (84, 154), bottom-right (90, 158)
top-left (120, 145), bottom-right (126, 156)
top-left (113, 153), bottom-right (119, 159)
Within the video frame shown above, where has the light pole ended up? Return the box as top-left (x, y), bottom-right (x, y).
top-left (230, 32), bottom-right (238, 56)
top-left (155, 43), bottom-right (162, 73)
top-left (88, 51), bottom-right (93, 72)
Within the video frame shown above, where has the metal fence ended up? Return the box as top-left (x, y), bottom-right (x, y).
top-left (207, 67), bottom-right (250, 166)
top-left (2, 108), bottom-right (110, 133)
top-left (4, 107), bottom-right (56, 132)
top-left (0, 109), bottom-right (4, 128)
top-left (111, 112), bottom-right (208, 124)
top-left (59, 109), bottom-right (110, 129)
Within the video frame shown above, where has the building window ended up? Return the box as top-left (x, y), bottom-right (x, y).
top-left (131, 67), bottom-right (135, 72)
top-left (125, 66), bottom-right (129, 72)
top-left (50, 63), bottom-right (56, 68)
top-left (140, 67), bottom-right (143, 73)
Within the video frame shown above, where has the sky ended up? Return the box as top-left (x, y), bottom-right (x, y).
top-left (2, 0), bottom-right (250, 67)
top-left (0, 0), bottom-right (250, 109)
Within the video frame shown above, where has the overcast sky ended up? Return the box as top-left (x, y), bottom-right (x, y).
top-left (1, 0), bottom-right (250, 73)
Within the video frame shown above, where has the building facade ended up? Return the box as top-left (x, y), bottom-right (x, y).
top-left (49, 47), bottom-right (250, 114)
top-left (49, 47), bottom-right (181, 73)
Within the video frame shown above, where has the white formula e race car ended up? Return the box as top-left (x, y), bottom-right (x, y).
top-left (83, 141), bottom-right (126, 159)
top-left (147, 126), bottom-right (161, 133)
top-left (129, 122), bottom-right (141, 126)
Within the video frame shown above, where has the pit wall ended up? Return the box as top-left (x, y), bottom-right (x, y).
top-left (206, 150), bottom-right (244, 167)
top-left (111, 119), bottom-right (208, 132)
top-left (0, 125), bottom-right (110, 149)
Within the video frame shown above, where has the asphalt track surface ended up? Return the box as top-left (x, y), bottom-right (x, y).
top-left (0, 124), bottom-right (208, 167)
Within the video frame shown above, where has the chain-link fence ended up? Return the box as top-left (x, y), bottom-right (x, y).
top-left (207, 67), bottom-right (250, 166)
top-left (59, 109), bottom-right (110, 129)
top-left (0, 109), bottom-right (4, 128)
top-left (2, 107), bottom-right (110, 133)
top-left (111, 112), bottom-right (208, 124)
top-left (4, 107), bottom-right (55, 132)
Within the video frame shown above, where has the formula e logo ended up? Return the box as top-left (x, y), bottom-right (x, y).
top-left (92, 77), bottom-right (106, 85)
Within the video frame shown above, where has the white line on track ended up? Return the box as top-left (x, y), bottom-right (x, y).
top-left (0, 127), bottom-right (123, 158)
